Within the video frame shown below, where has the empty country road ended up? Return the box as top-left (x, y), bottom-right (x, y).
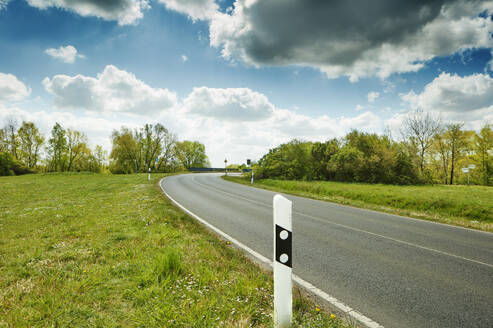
top-left (160, 173), bottom-right (493, 328)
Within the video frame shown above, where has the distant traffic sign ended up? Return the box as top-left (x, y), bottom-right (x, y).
top-left (462, 168), bottom-right (469, 173)
top-left (468, 164), bottom-right (476, 169)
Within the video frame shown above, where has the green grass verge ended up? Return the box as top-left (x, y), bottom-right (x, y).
top-left (223, 176), bottom-right (493, 232)
top-left (0, 173), bottom-right (346, 327)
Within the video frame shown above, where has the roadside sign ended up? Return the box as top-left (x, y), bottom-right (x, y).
top-left (468, 164), bottom-right (476, 169)
top-left (462, 168), bottom-right (469, 173)
top-left (247, 159), bottom-right (251, 165)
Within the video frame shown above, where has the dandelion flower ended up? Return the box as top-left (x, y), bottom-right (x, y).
top-left (315, 307), bottom-right (320, 312)
top-left (330, 314), bottom-right (336, 319)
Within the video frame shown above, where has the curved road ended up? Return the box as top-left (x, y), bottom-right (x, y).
top-left (161, 173), bottom-right (493, 328)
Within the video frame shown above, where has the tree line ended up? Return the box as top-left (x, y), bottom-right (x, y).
top-left (0, 119), bottom-right (209, 176)
top-left (254, 110), bottom-right (493, 186)
top-left (109, 124), bottom-right (208, 174)
top-left (0, 119), bottom-right (107, 175)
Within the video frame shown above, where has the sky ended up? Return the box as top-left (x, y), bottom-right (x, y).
top-left (0, 0), bottom-right (492, 167)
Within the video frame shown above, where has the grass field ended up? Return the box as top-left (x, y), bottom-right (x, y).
top-left (224, 176), bottom-right (493, 232)
top-left (0, 173), bottom-right (345, 327)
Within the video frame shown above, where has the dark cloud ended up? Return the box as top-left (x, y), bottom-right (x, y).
top-left (211, 0), bottom-right (492, 79)
top-left (245, 0), bottom-right (445, 65)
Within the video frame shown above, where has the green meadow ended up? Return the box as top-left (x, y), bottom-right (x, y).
top-left (0, 173), bottom-right (345, 327)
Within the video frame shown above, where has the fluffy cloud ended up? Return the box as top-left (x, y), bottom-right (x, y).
top-left (26, 0), bottom-right (149, 25)
top-left (401, 72), bottom-right (493, 113)
top-left (43, 65), bottom-right (177, 114)
top-left (45, 45), bottom-right (84, 64)
top-left (0, 72), bottom-right (30, 102)
top-left (367, 92), bottom-right (380, 103)
top-left (183, 87), bottom-right (275, 121)
top-left (158, 0), bottom-right (218, 21)
top-left (210, 0), bottom-right (493, 81)
top-left (401, 72), bottom-right (493, 129)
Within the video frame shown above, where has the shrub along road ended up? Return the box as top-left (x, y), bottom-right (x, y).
top-left (161, 173), bottom-right (493, 328)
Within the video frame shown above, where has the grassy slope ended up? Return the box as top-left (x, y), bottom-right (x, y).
top-left (0, 173), bottom-right (343, 327)
top-left (223, 176), bottom-right (493, 232)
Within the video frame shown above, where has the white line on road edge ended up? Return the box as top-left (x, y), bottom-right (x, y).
top-left (159, 177), bottom-right (384, 328)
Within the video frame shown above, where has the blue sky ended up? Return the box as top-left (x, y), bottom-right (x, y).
top-left (1, 0), bottom-right (492, 166)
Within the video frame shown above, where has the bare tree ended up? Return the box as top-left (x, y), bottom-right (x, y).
top-left (401, 109), bottom-right (441, 176)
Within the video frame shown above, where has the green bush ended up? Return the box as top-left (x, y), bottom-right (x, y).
top-left (0, 152), bottom-right (32, 176)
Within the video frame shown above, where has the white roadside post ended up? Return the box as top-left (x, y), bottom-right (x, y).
top-left (148, 167), bottom-right (151, 181)
top-left (251, 171), bottom-right (254, 184)
top-left (273, 194), bottom-right (292, 328)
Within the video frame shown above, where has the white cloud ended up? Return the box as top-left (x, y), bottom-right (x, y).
top-left (158, 0), bottom-right (218, 21)
top-left (209, 0), bottom-right (493, 81)
top-left (400, 72), bottom-right (493, 130)
top-left (43, 65), bottom-right (177, 114)
top-left (183, 87), bottom-right (275, 121)
top-left (26, 0), bottom-right (149, 25)
top-left (401, 72), bottom-right (493, 113)
top-left (181, 55), bottom-right (188, 63)
top-left (356, 104), bottom-right (363, 111)
top-left (37, 64), bottom-right (388, 165)
top-left (367, 91), bottom-right (380, 103)
top-left (0, 72), bottom-right (31, 103)
top-left (45, 45), bottom-right (85, 64)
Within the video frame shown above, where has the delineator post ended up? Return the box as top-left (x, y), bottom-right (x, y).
top-left (273, 194), bottom-right (292, 328)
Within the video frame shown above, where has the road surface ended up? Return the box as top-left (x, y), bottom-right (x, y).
top-left (160, 173), bottom-right (493, 328)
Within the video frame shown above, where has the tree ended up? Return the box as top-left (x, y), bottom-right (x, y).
top-left (4, 118), bottom-right (19, 160)
top-left (156, 129), bottom-right (176, 172)
top-left (445, 123), bottom-right (466, 185)
top-left (0, 128), bottom-right (7, 152)
top-left (328, 146), bottom-right (363, 182)
top-left (110, 127), bottom-right (139, 173)
top-left (139, 123), bottom-right (173, 171)
top-left (66, 129), bottom-right (87, 171)
top-left (401, 109), bottom-right (441, 176)
top-left (432, 130), bottom-right (451, 184)
top-left (474, 124), bottom-right (493, 186)
top-left (311, 139), bottom-right (339, 180)
top-left (174, 141), bottom-right (208, 169)
top-left (18, 121), bottom-right (45, 169)
top-left (47, 123), bottom-right (68, 172)
top-left (257, 140), bottom-right (314, 180)
top-left (93, 145), bottom-right (107, 172)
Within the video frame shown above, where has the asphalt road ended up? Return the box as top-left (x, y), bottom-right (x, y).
top-left (161, 173), bottom-right (493, 328)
